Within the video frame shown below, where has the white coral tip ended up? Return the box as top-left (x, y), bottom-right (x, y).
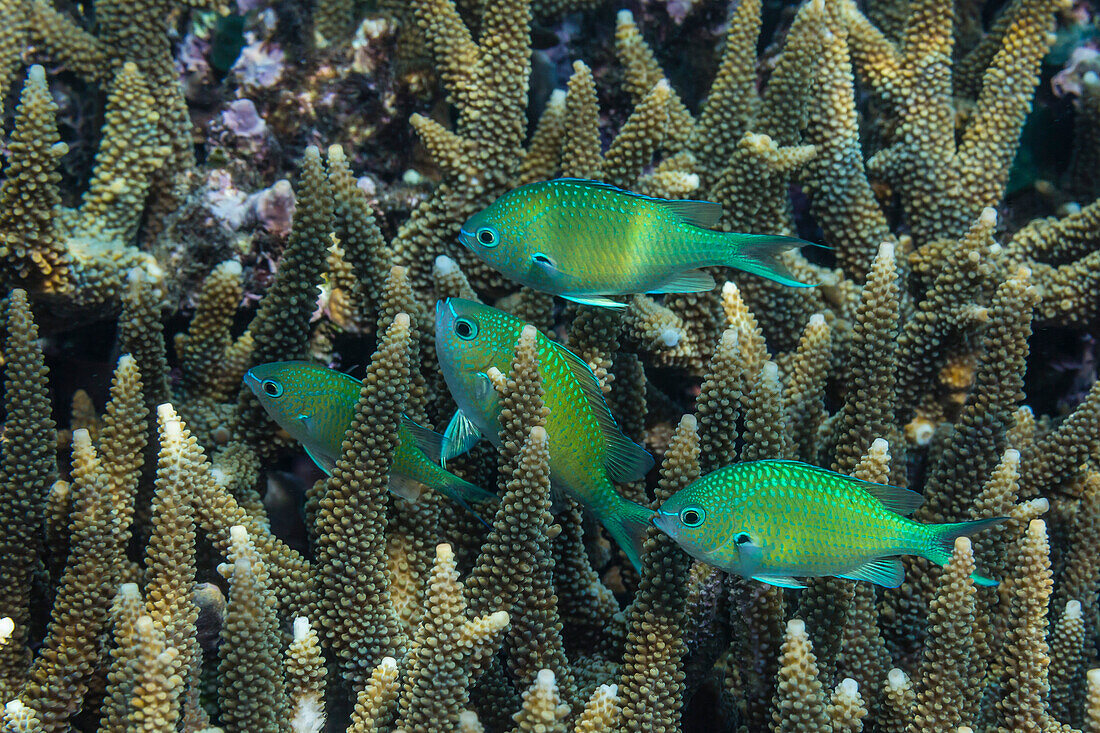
top-left (434, 255), bottom-right (458, 275)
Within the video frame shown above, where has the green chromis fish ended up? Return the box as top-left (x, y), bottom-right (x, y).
top-left (458, 178), bottom-right (815, 309)
top-left (243, 361), bottom-right (496, 519)
top-left (653, 460), bottom-right (1004, 589)
top-left (434, 297), bottom-right (655, 568)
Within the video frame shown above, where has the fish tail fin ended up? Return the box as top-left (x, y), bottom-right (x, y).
top-left (602, 498), bottom-right (654, 571)
top-left (721, 233), bottom-right (818, 288)
top-left (437, 476), bottom-right (497, 529)
top-left (924, 517), bottom-right (1007, 587)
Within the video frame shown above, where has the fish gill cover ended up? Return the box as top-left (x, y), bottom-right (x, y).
top-left (0, 0), bottom-right (1099, 731)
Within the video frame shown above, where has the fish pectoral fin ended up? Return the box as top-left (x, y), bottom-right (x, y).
top-left (302, 444), bottom-right (336, 476)
top-left (401, 414), bottom-right (445, 463)
top-left (442, 410), bottom-right (483, 467)
top-left (647, 269), bottom-right (716, 295)
top-left (560, 294), bottom-right (628, 309)
top-left (387, 474), bottom-right (425, 503)
top-left (838, 557), bottom-right (905, 588)
top-left (751, 574), bottom-right (807, 590)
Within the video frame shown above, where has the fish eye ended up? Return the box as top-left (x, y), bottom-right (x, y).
top-left (679, 506), bottom-right (705, 528)
top-left (476, 227), bottom-right (498, 247)
top-left (454, 317), bottom-right (479, 341)
top-left (261, 379), bottom-right (283, 398)
top-left (733, 532), bottom-right (751, 545)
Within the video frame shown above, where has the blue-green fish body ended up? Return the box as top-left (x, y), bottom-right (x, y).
top-left (434, 297), bottom-right (655, 567)
top-left (654, 460), bottom-right (1003, 588)
top-left (244, 361), bottom-right (495, 513)
top-left (459, 178), bottom-right (813, 308)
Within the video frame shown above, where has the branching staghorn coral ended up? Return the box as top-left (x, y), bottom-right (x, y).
top-left (218, 525), bottom-right (287, 733)
top-left (309, 312), bottom-right (412, 685)
top-left (394, 543), bottom-right (510, 731)
top-left (617, 414), bottom-right (698, 732)
top-left (0, 0), bottom-right (1099, 730)
top-left (0, 291), bottom-right (56, 700)
top-left (0, 61), bottom-right (167, 312)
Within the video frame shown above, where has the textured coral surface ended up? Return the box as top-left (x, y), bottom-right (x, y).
top-left (2, 0), bottom-right (1100, 731)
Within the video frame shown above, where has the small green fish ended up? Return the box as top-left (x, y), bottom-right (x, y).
top-left (244, 361), bottom-right (496, 517)
top-left (434, 297), bottom-right (655, 568)
top-left (654, 460), bottom-right (1004, 588)
top-left (458, 178), bottom-right (815, 309)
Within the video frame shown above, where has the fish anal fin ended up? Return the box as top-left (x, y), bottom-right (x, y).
top-left (401, 415), bottom-right (444, 462)
top-left (751, 574), bottom-right (807, 590)
top-left (601, 498), bottom-right (653, 571)
top-left (838, 556), bottom-right (905, 588)
top-left (550, 341), bottom-right (655, 482)
top-left (560, 294), bottom-right (628, 309)
top-left (647, 269), bottom-right (716, 295)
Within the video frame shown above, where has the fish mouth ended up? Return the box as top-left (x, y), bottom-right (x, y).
top-left (458, 228), bottom-right (474, 249)
top-left (435, 298), bottom-right (458, 327)
top-left (242, 368), bottom-right (260, 391)
top-left (651, 510), bottom-right (674, 534)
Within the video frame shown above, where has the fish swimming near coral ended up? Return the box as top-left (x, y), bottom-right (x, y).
top-left (244, 361), bottom-right (496, 518)
top-left (434, 297), bottom-right (655, 568)
top-left (458, 177), bottom-right (815, 308)
top-left (653, 460), bottom-right (1004, 588)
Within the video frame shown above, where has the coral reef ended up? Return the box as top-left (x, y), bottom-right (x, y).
top-left (1, 0), bottom-right (1099, 731)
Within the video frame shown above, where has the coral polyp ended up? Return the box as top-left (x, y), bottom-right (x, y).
top-left (1, 0), bottom-right (1099, 730)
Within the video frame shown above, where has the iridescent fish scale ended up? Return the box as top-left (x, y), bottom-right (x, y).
top-left (655, 460), bottom-right (1003, 588)
top-left (436, 298), bottom-right (655, 567)
top-left (458, 179), bottom-right (813, 307)
top-left (243, 361), bottom-right (496, 513)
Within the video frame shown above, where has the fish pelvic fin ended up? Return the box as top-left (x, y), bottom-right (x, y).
top-left (924, 517), bottom-right (1007, 587)
top-left (435, 475), bottom-right (497, 529)
top-left (602, 497), bottom-right (653, 571)
top-left (722, 233), bottom-right (818, 288)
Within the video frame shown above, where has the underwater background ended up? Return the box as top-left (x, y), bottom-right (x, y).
top-left (2, 0), bottom-right (1100, 730)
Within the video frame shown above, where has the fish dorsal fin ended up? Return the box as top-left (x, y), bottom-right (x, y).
top-left (765, 460), bottom-right (924, 516)
top-left (550, 340), bottom-right (655, 483)
top-left (553, 178), bottom-right (723, 228)
top-left (839, 557), bottom-right (905, 588)
top-left (441, 410), bottom-right (483, 466)
top-left (859, 480), bottom-right (924, 516)
top-left (647, 269), bottom-right (716, 295)
top-left (401, 415), bottom-right (444, 463)
top-left (659, 200), bottom-right (723, 228)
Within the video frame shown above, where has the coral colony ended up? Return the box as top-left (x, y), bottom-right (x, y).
top-left (1, 0), bottom-right (1100, 731)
